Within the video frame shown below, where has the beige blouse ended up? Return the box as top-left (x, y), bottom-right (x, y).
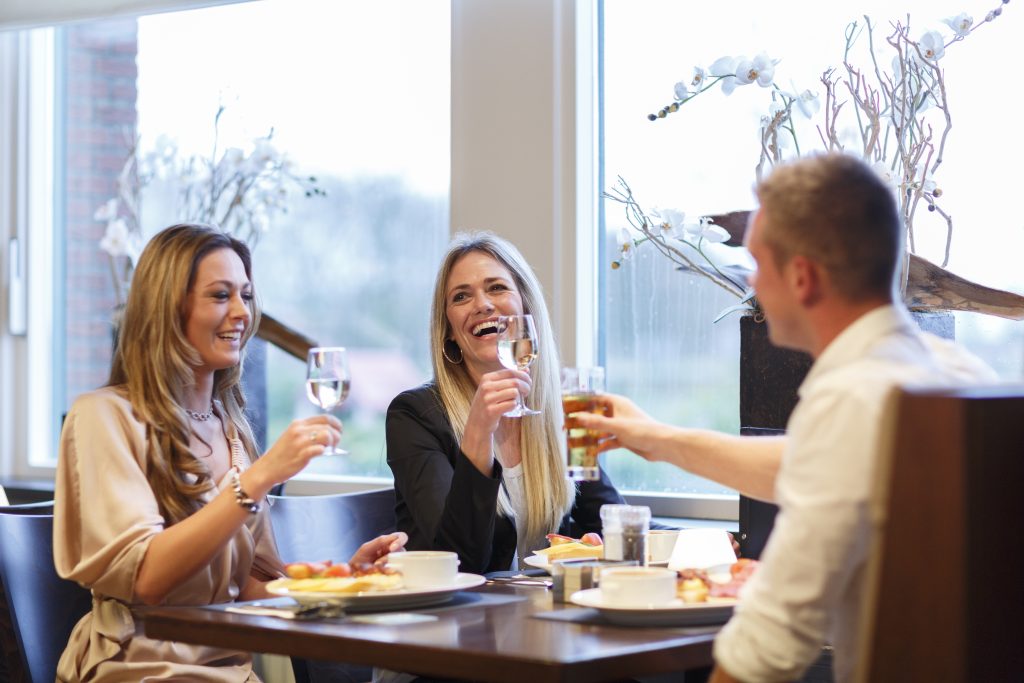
top-left (54, 387), bottom-right (284, 682)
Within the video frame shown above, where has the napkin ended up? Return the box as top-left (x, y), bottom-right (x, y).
top-left (667, 529), bottom-right (736, 572)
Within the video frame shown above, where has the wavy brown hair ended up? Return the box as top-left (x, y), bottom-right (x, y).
top-left (108, 223), bottom-right (261, 524)
top-left (429, 231), bottom-right (574, 542)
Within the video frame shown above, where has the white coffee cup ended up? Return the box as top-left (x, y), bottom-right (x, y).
top-left (387, 551), bottom-right (460, 589)
top-left (599, 566), bottom-right (677, 607)
top-left (646, 529), bottom-right (681, 564)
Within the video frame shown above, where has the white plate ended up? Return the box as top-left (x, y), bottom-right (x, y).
top-left (569, 588), bottom-right (735, 627)
top-left (523, 554), bottom-right (552, 570)
top-left (266, 572), bottom-right (485, 611)
top-left (523, 554), bottom-right (668, 573)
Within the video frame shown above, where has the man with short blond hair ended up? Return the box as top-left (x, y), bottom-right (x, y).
top-left (577, 153), bottom-right (995, 682)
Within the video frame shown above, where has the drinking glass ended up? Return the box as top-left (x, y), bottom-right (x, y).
top-left (305, 346), bottom-right (351, 455)
top-left (496, 314), bottom-right (540, 417)
top-left (562, 366), bottom-right (606, 481)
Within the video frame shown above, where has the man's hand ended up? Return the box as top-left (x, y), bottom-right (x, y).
top-left (572, 393), bottom-right (667, 462)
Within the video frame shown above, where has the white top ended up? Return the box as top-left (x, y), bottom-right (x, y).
top-left (713, 305), bottom-right (997, 683)
top-left (501, 461), bottom-right (547, 569)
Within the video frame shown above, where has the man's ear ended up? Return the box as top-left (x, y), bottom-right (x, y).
top-left (787, 255), bottom-right (824, 306)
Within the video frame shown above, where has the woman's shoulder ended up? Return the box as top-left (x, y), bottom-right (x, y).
top-left (387, 381), bottom-right (442, 413)
top-left (69, 385), bottom-right (134, 418)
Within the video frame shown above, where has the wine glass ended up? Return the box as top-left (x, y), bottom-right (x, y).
top-left (305, 346), bottom-right (351, 455)
top-left (496, 314), bottom-right (540, 417)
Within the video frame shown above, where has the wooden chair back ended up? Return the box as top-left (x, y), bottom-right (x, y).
top-left (0, 511), bottom-right (92, 683)
top-left (858, 385), bottom-right (1024, 682)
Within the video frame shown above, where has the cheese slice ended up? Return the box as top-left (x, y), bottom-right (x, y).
top-left (535, 541), bottom-right (604, 560)
top-left (273, 573), bottom-right (404, 594)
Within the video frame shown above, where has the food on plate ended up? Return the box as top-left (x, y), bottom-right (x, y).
top-left (678, 577), bottom-right (709, 604)
top-left (535, 532), bottom-right (604, 560)
top-left (277, 561), bottom-right (403, 593)
top-left (284, 560), bottom-right (353, 580)
top-left (675, 560), bottom-right (760, 603)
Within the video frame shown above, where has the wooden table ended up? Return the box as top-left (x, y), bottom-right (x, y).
top-left (138, 584), bottom-right (720, 683)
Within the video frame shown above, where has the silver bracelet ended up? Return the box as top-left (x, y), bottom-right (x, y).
top-left (230, 469), bottom-right (261, 514)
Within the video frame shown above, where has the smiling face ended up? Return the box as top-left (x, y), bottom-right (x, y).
top-left (183, 247), bottom-right (253, 377)
top-left (444, 250), bottom-right (524, 383)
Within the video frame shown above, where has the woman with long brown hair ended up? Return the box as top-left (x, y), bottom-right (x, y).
top-left (54, 223), bottom-right (405, 681)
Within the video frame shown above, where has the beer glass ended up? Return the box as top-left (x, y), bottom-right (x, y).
top-left (561, 366), bottom-right (606, 481)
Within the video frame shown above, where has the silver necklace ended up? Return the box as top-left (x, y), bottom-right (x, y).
top-left (185, 405), bottom-right (215, 421)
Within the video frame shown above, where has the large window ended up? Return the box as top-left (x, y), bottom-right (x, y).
top-left (599, 0), bottom-right (1024, 495)
top-left (52, 0), bottom-right (450, 478)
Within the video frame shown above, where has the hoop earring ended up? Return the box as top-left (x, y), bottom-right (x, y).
top-left (442, 339), bottom-right (464, 365)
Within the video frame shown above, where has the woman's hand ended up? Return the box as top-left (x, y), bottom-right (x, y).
top-left (459, 369), bottom-right (530, 475)
top-left (243, 415), bottom-right (343, 497)
top-left (349, 531), bottom-right (408, 567)
top-left (465, 368), bottom-right (531, 435)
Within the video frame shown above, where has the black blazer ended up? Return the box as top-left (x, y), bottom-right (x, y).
top-left (385, 383), bottom-right (628, 574)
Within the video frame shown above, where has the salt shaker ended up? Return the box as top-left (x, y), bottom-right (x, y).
top-left (600, 504), bottom-right (651, 564)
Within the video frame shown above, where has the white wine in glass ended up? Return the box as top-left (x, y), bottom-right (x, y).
top-left (305, 346), bottom-right (351, 456)
top-left (496, 314), bottom-right (540, 417)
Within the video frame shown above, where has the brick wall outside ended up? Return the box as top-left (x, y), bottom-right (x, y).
top-left (62, 19), bottom-right (138, 410)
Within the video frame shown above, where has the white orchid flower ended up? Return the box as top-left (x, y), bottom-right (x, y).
top-left (99, 218), bottom-right (131, 258)
top-left (93, 198), bottom-right (118, 222)
top-left (690, 66), bottom-right (707, 89)
top-left (698, 221), bottom-right (731, 244)
top-left (617, 227), bottom-right (636, 261)
top-left (680, 217), bottom-right (729, 244)
top-left (918, 31), bottom-right (946, 62)
top-left (653, 208), bottom-right (687, 239)
top-left (674, 81), bottom-right (690, 101)
top-left (794, 89), bottom-right (820, 118)
top-left (735, 53), bottom-right (777, 88)
top-left (222, 147), bottom-right (244, 168)
top-left (708, 55), bottom-right (739, 77)
top-left (870, 161), bottom-right (898, 189)
top-left (709, 56), bottom-right (742, 95)
top-left (942, 13), bottom-right (973, 37)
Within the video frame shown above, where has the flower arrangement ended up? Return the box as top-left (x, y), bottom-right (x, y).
top-left (95, 106), bottom-right (324, 305)
top-left (607, 1), bottom-right (1012, 317)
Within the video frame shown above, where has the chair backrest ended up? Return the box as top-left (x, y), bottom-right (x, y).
top-left (0, 501), bottom-right (54, 515)
top-left (0, 512), bottom-right (92, 683)
top-left (858, 385), bottom-right (1024, 682)
top-left (268, 488), bottom-right (397, 565)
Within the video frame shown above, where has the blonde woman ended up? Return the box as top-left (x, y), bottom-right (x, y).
top-left (54, 224), bottom-right (405, 681)
top-left (386, 232), bottom-right (628, 574)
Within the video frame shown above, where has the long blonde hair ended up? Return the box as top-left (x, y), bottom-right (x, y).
top-left (108, 223), bottom-right (261, 524)
top-left (429, 231), bottom-right (573, 542)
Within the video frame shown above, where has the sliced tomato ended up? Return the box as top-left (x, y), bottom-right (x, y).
top-left (579, 532), bottom-right (603, 547)
top-left (545, 533), bottom-right (575, 546)
top-left (324, 563), bottom-right (352, 577)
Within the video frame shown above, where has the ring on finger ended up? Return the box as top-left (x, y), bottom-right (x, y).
top-left (309, 430), bottom-right (319, 443)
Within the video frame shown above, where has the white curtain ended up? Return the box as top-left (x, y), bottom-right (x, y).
top-left (0, 0), bottom-right (248, 31)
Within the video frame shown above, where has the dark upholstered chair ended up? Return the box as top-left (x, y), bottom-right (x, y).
top-left (268, 488), bottom-right (397, 683)
top-left (0, 510), bottom-right (92, 683)
top-left (268, 488), bottom-right (397, 564)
